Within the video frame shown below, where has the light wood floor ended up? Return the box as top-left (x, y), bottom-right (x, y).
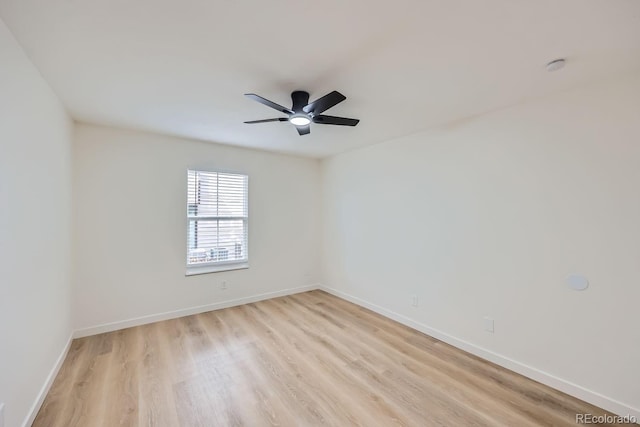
top-left (34, 290), bottom-right (619, 426)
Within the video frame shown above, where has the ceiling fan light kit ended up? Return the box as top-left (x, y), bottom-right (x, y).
top-left (289, 114), bottom-right (311, 126)
top-left (244, 90), bottom-right (359, 136)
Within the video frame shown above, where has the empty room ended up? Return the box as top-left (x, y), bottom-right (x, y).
top-left (1, 0), bottom-right (639, 426)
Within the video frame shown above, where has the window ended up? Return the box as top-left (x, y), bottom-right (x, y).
top-left (186, 170), bottom-right (248, 275)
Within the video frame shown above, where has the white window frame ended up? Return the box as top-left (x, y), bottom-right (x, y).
top-left (185, 169), bottom-right (249, 276)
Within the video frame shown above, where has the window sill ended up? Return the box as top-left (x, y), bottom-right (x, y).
top-left (185, 262), bottom-right (249, 276)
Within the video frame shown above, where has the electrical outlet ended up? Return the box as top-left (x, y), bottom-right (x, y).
top-left (220, 280), bottom-right (227, 290)
top-left (411, 295), bottom-right (419, 307)
top-left (483, 316), bottom-right (494, 333)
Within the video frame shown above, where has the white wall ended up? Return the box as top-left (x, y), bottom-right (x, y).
top-left (321, 74), bottom-right (640, 415)
top-left (0, 19), bottom-right (73, 427)
top-left (73, 124), bottom-right (321, 331)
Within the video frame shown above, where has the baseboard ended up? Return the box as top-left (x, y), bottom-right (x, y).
top-left (74, 284), bottom-right (320, 338)
top-left (22, 332), bottom-right (73, 427)
top-left (319, 285), bottom-right (640, 420)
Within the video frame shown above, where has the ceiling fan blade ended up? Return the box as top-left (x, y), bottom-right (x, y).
top-left (303, 91), bottom-right (346, 114)
top-left (245, 93), bottom-right (294, 115)
top-left (244, 118), bottom-right (288, 124)
top-left (313, 115), bottom-right (359, 126)
top-left (296, 125), bottom-right (311, 136)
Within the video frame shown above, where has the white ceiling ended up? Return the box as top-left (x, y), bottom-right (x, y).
top-left (1, 0), bottom-right (639, 158)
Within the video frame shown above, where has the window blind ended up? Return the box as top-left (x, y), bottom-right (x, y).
top-left (187, 170), bottom-right (248, 266)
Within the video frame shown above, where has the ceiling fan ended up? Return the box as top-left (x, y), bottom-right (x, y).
top-left (244, 90), bottom-right (359, 135)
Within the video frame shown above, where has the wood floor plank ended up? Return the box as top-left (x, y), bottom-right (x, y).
top-left (291, 293), bottom-right (548, 425)
top-left (32, 290), bottom-right (624, 426)
top-left (232, 302), bottom-right (392, 426)
top-left (254, 298), bottom-right (440, 426)
top-left (282, 295), bottom-right (522, 426)
top-left (137, 322), bottom-right (181, 427)
top-left (305, 291), bottom-right (601, 423)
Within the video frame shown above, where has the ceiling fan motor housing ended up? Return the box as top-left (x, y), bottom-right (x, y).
top-left (291, 91), bottom-right (310, 114)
